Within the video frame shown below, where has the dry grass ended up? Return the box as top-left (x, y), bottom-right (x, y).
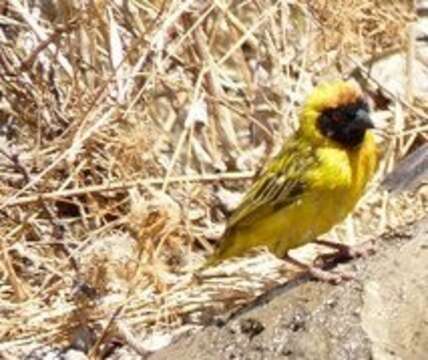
top-left (0, 0), bottom-right (427, 357)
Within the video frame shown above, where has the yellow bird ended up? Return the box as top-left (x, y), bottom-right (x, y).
top-left (207, 80), bottom-right (378, 281)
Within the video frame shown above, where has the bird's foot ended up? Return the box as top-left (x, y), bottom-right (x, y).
top-left (314, 239), bottom-right (376, 267)
top-left (307, 267), bottom-right (354, 285)
top-left (283, 254), bottom-right (354, 284)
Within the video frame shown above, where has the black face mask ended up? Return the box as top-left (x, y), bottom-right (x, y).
top-left (318, 101), bottom-right (374, 148)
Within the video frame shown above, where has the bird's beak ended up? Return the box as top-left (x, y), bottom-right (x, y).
top-left (355, 109), bottom-right (374, 129)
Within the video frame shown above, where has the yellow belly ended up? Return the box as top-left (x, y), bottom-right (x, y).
top-left (271, 188), bottom-right (355, 256)
top-left (217, 187), bottom-right (356, 260)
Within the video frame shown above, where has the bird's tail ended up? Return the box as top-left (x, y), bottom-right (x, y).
top-left (202, 228), bottom-right (240, 269)
top-left (200, 245), bottom-right (225, 270)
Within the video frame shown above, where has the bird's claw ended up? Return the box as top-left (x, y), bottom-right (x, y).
top-left (346, 239), bottom-right (377, 258)
top-left (307, 267), bottom-right (355, 284)
top-left (314, 240), bottom-right (376, 267)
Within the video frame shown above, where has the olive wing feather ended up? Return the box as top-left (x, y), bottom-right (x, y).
top-left (227, 141), bottom-right (316, 229)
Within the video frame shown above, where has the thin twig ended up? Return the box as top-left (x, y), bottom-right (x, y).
top-left (3, 171), bottom-right (255, 208)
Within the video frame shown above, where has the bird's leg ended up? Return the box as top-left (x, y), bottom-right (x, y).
top-left (282, 254), bottom-right (353, 284)
top-left (314, 239), bottom-right (376, 266)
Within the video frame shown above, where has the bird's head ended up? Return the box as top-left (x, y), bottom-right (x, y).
top-left (299, 80), bottom-right (374, 148)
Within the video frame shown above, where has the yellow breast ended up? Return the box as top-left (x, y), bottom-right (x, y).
top-left (207, 132), bottom-right (378, 264)
top-left (272, 132), bottom-right (378, 256)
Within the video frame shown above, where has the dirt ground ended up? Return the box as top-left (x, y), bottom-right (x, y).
top-left (149, 218), bottom-right (428, 360)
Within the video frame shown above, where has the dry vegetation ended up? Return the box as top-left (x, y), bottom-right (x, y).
top-left (0, 0), bottom-right (427, 358)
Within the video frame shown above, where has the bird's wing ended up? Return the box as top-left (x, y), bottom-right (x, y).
top-left (227, 140), bottom-right (316, 229)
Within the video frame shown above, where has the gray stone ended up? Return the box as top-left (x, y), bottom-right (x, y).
top-left (149, 219), bottom-right (428, 360)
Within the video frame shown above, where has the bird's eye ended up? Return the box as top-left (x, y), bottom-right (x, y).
top-left (331, 112), bottom-right (341, 122)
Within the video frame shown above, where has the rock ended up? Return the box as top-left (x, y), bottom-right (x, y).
top-left (149, 219), bottom-right (428, 360)
top-left (361, 223), bottom-right (428, 360)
